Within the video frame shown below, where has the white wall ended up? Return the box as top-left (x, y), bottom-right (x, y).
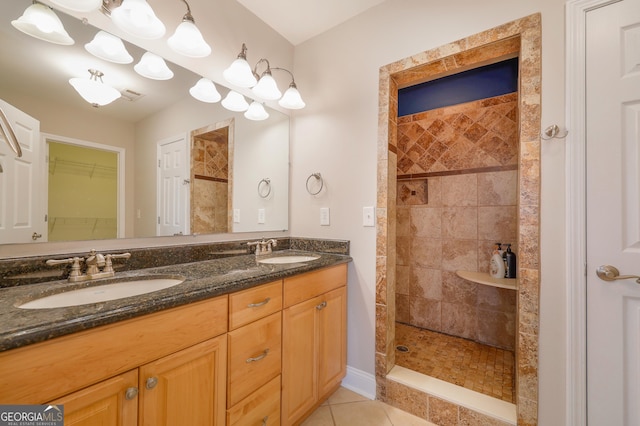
top-left (290, 0), bottom-right (567, 422)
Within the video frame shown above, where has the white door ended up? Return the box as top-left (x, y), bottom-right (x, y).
top-left (586, 1), bottom-right (640, 424)
top-left (157, 135), bottom-right (189, 236)
top-left (0, 99), bottom-right (43, 244)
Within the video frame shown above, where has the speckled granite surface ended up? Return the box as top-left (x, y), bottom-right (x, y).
top-left (0, 240), bottom-right (351, 353)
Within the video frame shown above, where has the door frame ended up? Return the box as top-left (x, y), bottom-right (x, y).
top-left (566, 0), bottom-right (623, 424)
top-left (43, 133), bottom-right (126, 239)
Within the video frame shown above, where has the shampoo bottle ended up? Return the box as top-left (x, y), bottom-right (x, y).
top-left (490, 244), bottom-right (506, 279)
top-left (505, 244), bottom-right (517, 278)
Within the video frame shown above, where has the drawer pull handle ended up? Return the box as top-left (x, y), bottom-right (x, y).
top-left (248, 297), bottom-right (271, 308)
top-left (145, 376), bottom-right (158, 390)
top-left (124, 387), bottom-right (138, 400)
top-left (262, 415), bottom-right (269, 426)
top-left (316, 301), bottom-right (327, 310)
top-left (246, 348), bottom-right (269, 363)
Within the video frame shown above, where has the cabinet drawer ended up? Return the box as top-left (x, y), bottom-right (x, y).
top-left (283, 264), bottom-right (347, 308)
top-left (227, 312), bottom-right (282, 407)
top-left (229, 280), bottom-right (282, 330)
top-left (227, 375), bottom-right (280, 426)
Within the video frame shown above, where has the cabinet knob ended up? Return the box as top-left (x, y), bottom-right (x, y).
top-left (125, 387), bottom-right (138, 400)
top-left (262, 415), bottom-right (269, 426)
top-left (316, 301), bottom-right (327, 310)
top-left (145, 376), bottom-right (158, 390)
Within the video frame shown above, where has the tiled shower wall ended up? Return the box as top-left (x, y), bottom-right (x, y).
top-left (395, 93), bottom-right (518, 350)
top-left (191, 131), bottom-right (229, 233)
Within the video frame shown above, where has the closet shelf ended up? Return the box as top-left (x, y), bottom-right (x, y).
top-left (456, 270), bottom-right (518, 290)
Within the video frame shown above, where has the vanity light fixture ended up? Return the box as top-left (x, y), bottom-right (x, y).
top-left (274, 68), bottom-right (306, 110)
top-left (223, 43), bottom-right (306, 109)
top-left (221, 90), bottom-right (249, 112)
top-left (110, 0), bottom-right (166, 40)
top-left (11, 1), bottom-right (74, 46)
top-left (167, 0), bottom-right (211, 58)
top-left (244, 101), bottom-right (269, 121)
top-left (69, 69), bottom-right (121, 107)
top-left (134, 52), bottom-right (174, 80)
top-left (85, 31), bottom-right (133, 64)
top-left (223, 44), bottom-right (257, 88)
top-left (251, 60), bottom-right (282, 101)
top-left (189, 78), bottom-right (221, 103)
top-left (49, 0), bottom-right (102, 12)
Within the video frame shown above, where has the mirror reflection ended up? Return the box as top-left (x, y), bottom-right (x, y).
top-left (0, 0), bottom-right (289, 245)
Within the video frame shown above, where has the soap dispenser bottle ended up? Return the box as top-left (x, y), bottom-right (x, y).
top-left (490, 243), bottom-right (506, 279)
top-left (505, 244), bottom-right (517, 278)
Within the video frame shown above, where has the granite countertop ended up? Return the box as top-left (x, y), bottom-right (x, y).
top-left (0, 250), bottom-right (351, 353)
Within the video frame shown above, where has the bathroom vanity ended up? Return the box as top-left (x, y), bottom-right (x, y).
top-left (0, 247), bottom-right (350, 426)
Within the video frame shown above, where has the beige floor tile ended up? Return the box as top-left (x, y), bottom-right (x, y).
top-left (327, 387), bottom-right (369, 405)
top-left (382, 404), bottom-right (437, 426)
top-left (330, 400), bottom-right (392, 426)
top-left (300, 405), bottom-right (334, 426)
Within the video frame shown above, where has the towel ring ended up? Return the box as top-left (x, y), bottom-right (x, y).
top-left (258, 178), bottom-right (271, 198)
top-left (306, 173), bottom-right (323, 195)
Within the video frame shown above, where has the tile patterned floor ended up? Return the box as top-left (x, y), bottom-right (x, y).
top-left (395, 322), bottom-right (515, 403)
top-left (302, 387), bottom-right (436, 426)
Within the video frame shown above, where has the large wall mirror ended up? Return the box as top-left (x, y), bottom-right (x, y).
top-left (0, 0), bottom-right (289, 246)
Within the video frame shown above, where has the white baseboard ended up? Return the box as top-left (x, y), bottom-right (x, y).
top-left (341, 365), bottom-right (376, 400)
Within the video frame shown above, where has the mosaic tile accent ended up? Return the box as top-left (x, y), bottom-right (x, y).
top-left (397, 93), bottom-right (518, 176)
top-left (377, 13), bottom-right (541, 425)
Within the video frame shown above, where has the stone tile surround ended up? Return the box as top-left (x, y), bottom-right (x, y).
top-left (377, 14), bottom-right (541, 425)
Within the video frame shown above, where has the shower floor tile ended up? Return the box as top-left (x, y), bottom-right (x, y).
top-left (394, 322), bottom-right (515, 403)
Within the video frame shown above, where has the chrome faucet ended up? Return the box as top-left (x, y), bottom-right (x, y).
top-left (46, 249), bottom-right (131, 282)
top-left (247, 238), bottom-right (277, 256)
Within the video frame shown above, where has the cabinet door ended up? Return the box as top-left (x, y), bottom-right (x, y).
top-left (139, 335), bottom-right (227, 426)
top-left (317, 286), bottom-right (347, 399)
top-left (50, 370), bottom-right (138, 426)
top-left (281, 295), bottom-right (321, 426)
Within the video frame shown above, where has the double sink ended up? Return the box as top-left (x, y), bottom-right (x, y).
top-left (17, 255), bottom-right (319, 310)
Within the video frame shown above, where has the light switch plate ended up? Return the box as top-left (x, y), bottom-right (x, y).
top-left (258, 208), bottom-right (265, 224)
top-left (320, 207), bottom-right (330, 226)
top-left (363, 206), bottom-right (375, 226)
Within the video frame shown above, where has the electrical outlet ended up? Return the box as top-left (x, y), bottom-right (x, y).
top-left (320, 207), bottom-right (330, 226)
top-left (233, 209), bottom-right (240, 223)
top-left (258, 208), bottom-right (266, 224)
top-left (363, 206), bottom-right (375, 226)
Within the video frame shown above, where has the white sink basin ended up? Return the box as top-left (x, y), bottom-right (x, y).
top-left (18, 276), bottom-right (185, 309)
top-left (258, 255), bottom-right (320, 264)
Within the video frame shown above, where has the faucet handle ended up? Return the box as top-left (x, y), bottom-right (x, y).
top-left (46, 256), bottom-right (83, 278)
top-left (103, 252), bottom-right (131, 273)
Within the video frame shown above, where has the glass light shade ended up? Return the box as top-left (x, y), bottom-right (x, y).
top-left (85, 31), bottom-right (133, 64)
top-left (189, 78), bottom-right (221, 103)
top-left (69, 72), bottom-right (121, 107)
top-left (134, 52), bottom-right (174, 80)
top-left (278, 84), bottom-right (306, 109)
top-left (252, 73), bottom-right (282, 101)
top-left (110, 0), bottom-right (166, 40)
top-left (223, 58), bottom-right (257, 88)
top-left (49, 0), bottom-right (102, 12)
top-left (11, 3), bottom-right (74, 45)
top-left (168, 20), bottom-right (211, 58)
top-left (221, 91), bottom-right (249, 112)
top-left (244, 101), bottom-right (269, 121)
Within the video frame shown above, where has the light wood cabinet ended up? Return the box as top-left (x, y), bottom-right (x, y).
top-left (50, 370), bottom-right (138, 426)
top-left (1, 296), bottom-right (228, 426)
top-left (281, 265), bottom-right (347, 426)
